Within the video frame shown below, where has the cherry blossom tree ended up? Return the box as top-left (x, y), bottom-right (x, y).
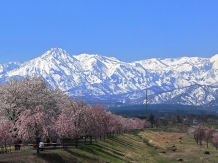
top-left (72, 103), bottom-right (93, 146)
top-left (0, 77), bottom-right (68, 153)
top-left (0, 77), bottom-right (67, 122)
top-left (14, 105), bottom-right (57, 153)
top-left (89, 104), bottom-right (110, 141)
top-left (212, 132), bottom-right (218, 150)
top-left (56, 99), bottom-right (92, 147)
top-left (80, 105), bottom-right (96, 144)
top-left (132, 118), bottom-right (147, 130)
top-left (0, 117), bottom-right (13, 152)
top-left (0, 76), bottom-right (150, 151)
top-left (55, 109), bottom-right (75, 139)
top-left (97, 108), bottom-right (110, 140)
top-left (0, 77), bottom-right (25, 121)
top-left (106, 112), bottom-right (118, 137)
top-left (55, 105), bottom-right (76, 148)
top-left (194, 124), bottom-right (205, 145)
top-left (204, 127), bottom-right (214, 148)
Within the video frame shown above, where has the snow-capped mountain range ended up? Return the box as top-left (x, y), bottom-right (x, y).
top-left (1, 48), bottom-right (218, 106)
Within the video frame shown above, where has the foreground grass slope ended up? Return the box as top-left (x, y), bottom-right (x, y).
top-left (140, 128), bottom-right (218, 163)
top-left (1, 127), bottom-right (218, 163)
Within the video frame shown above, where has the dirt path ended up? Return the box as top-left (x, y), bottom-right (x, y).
top-left (0, 149), bottom-right (49, 162)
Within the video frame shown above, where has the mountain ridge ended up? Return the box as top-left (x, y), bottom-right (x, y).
top-left (1, 48), bottom-right (218, 107)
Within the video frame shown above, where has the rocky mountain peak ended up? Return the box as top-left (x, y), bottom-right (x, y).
top-left (40, 48), bottom-right (73, 61)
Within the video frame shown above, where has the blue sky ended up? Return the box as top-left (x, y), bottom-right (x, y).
top-left (0, 0), bottom-right (218, 64)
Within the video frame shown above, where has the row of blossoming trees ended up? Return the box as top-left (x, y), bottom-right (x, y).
top-left (0, 77), bottom-right (147, 153)
top-left (193, 124), bottom-right (218, 150)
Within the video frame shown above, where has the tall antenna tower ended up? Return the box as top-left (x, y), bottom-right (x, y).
top-left (146, 89), bottom-right (148, 116)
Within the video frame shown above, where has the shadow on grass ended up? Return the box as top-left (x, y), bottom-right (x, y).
top-left (92, 142), bottom-right (136, 162)
top-left (94, 141), bottom-right (119, 150)
top-left (93, 144), bottom-right (124, 157)
top-left (64, 148), bottom-right (100, 162)
top-left (87, 143), bottom-right (124, 157)
top-left (35, 152), bottom-right (78, 163)
top-left (78, 144), bottom-right (125, 161)
top-left (107, 137), bottom-right (135, 150)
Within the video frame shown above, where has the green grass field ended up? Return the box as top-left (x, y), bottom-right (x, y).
top-left (61, 128), bottom-right (218, 163)
top-left (2, 127), bottom-right (218, 163)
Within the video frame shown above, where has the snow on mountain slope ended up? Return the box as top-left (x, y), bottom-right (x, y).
top-left (149, 84), bottom-right (218, 106)
top-left (0, 62), bottom-right (21, 76)
top-left (1, 48), bottom-right (218, 106)
top-left (7, 48), bottom-right (83, 90)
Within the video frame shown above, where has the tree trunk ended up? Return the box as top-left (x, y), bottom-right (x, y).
top-left (75, 138), bottom-right (78, 148)
top-left (90, 136), bottom-right (92, 144)
top-left (35, 130), bottom-right (40, 154)
top-left (4, 140), bottom-right (6, 153)
top-left (85, 136), bottom-right (87, 144)
top-left (36, 137), bottom-right (40, 154)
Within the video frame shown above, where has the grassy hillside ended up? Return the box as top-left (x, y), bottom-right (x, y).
top-left (1, 127), bottom-right (218, 163)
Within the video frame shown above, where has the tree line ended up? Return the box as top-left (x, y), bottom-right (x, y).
top-left (193, 124), bottom-right (218, 150)
top-left (0, 77), bottom-right (147, 153)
